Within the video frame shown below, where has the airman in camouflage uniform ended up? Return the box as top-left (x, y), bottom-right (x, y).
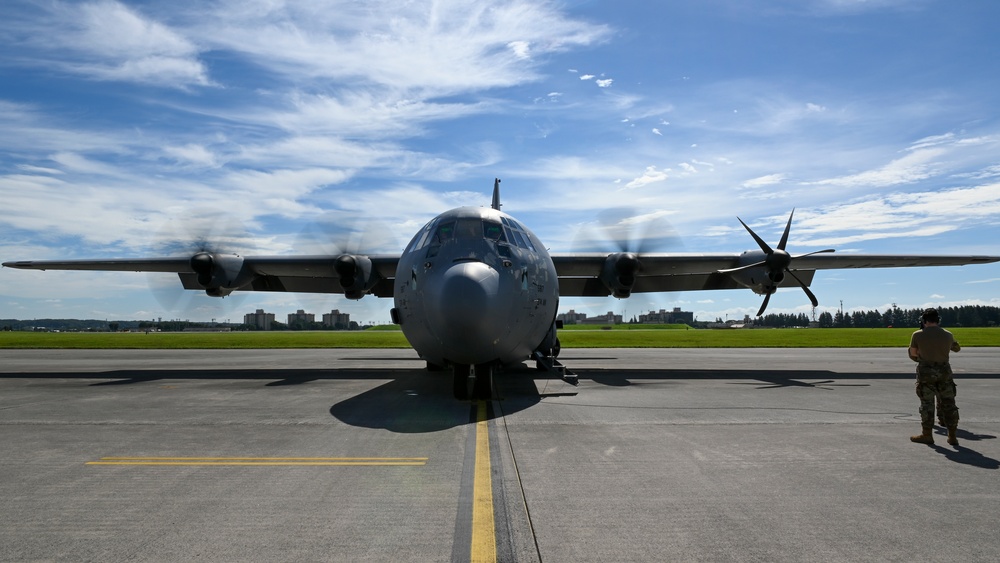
top-left (908, 308), bottom-right (961, 446)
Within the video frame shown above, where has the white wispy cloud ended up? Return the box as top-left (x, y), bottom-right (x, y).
top-left (13, 0), bottom-right (211, 86)
top-left (792, 182), bottom-right (1000, 246)
top-left (805, 147), bottom-right (945, 189)
top-left (163, 144), bottom-right (220, 168)
top-left (624, 166), bottom-right (669, 189)
top-left (742, 173), bottom-right (786, 189)
top-left (192, 0), bottom-right (610, 96)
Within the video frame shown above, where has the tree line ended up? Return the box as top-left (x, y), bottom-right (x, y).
top-left (752, 305), bottom-right (1000, 328)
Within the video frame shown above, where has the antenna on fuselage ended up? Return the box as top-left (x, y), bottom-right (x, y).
top-left (491, 178), bottom-right (502, 211)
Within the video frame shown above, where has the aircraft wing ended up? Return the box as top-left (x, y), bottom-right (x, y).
top-left (551, 253), bottom-right (1000, 297)
top-left (2, 255), bottom-right (401, 298)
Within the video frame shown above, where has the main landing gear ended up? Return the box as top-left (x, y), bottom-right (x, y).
top-left (452, 363), bottom-right (494, 400)
top-left (533, 323), bottom-right (577, 385)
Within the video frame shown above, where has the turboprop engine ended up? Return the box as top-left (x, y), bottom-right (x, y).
top-left (334, 254), bottom-right (380, 299)
top-left (717, 210), bottom-right (834, 315)
top-left (599, 252), bottom-right (641, 298)
top-left (189, 252), bottom-right (251, 297)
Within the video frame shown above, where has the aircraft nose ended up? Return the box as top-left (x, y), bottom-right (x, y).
top-left (428, 261), bottom-right (504, 362)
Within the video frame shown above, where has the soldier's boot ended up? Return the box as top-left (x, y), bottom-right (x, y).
top-left (910, 426), bottom-right (934, 444)
top-left (947, 426), bottom-right (958, 446)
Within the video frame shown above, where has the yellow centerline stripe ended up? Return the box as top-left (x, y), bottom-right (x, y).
top-left (96, 457), bottom-right (427, 461)
top-left (87, 456), bottom-right (427, 466)
top-left (470, 400), bottom-right (497, 563)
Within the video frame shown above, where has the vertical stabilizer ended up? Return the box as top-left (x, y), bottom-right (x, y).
top-left (491, 178), bottom-right (502, 211)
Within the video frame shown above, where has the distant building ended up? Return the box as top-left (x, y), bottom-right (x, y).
top-left (244, 309), bottom-right (274, 330)
top-left (288, 309), bottom-right (315, 325)
top-left (638, 307), bottom-right (694, 325)
top-left (322, 309), bottom-right (351, 329)
top-left (580, 311), bottom-right (623, 325)
top-left (556, 309), bottom-right (589, 325)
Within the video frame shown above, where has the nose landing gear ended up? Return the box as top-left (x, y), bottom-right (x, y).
top-left (452, 363), bottom-right (495, 400)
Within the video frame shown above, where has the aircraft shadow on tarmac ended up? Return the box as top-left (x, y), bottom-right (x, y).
top-left (6, 367), bottom-right (1000, 438)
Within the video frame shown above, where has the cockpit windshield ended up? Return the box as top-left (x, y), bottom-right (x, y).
top-left (483, 221), bottom-right (505, 241)
top-left (451, 218), bottom-right (507, 241)
top-left (435, 221), bottom-right (455, 241)
top-left (419, 216), bottom-right (525, 257)
top-left (455, 218), bottom-right (481, 239)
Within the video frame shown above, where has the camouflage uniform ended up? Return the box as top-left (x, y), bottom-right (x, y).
top-left (908, 320), bottom-right (961, 444)
top-left (914, 361), bottom-right (958, 430)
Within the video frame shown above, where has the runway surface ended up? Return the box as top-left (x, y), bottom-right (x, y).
top-left (2, 347), bottom-right (999, 562)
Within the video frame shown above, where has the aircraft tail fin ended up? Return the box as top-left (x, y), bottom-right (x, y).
top-left (491, 178), bottom-right (501, 211)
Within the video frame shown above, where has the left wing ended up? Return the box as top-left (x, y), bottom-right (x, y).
top-left (552, 252), bottom-right (1000, 297)
top-left (2, 254), bottom-right (401, 299)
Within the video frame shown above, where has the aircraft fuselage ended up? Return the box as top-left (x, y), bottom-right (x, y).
top-left (392, 206), bottom-right (558, 368)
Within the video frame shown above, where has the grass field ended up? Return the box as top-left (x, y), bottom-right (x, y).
top-left (1, 327), bottom-right (996, 349)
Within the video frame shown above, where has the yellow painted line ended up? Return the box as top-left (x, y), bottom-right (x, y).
top-left (87, 456), bottom-right (427, 466)
top-left (470, 401), bottom-right (496, 563)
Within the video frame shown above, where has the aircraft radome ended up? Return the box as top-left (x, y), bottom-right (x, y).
top-left (5, 179), bottom-right (999, 400)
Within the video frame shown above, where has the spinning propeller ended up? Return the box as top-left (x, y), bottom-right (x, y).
top-left (148, 211), bottom-right (257, 316)
top-left (575, 208), bottom-right (681, 299)
top-left (297, 212), bottom-right (399, 300)
top-left (719, 209), bottom-right (835, 316)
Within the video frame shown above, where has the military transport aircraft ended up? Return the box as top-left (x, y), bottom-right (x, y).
top-left (4, 179), bottom-right (999, 399)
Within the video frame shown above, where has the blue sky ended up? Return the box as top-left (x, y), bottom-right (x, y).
top-left (2, 0), bottom-right (999, 325)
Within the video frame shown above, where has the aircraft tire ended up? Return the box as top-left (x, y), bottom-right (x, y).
top-left (472, 363), bottom-right (493, 399)
top-left (453, 364), bottom-right (471, 400)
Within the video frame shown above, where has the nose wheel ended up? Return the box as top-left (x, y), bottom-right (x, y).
top-left (452, 363), bottom-right (494, 400)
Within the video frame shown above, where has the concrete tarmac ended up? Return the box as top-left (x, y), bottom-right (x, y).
top-left (2, 348), bottom-right (999, 562)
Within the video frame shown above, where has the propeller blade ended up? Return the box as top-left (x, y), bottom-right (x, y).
top-left (737, 217), bottom-right (774, 255)
top-left (791, 248), bottom-right (836, 260)
top-left (717, 260), bottom-right (767, 275)
top-left (785, 269), bottom-right (819, 307)
top-left (576, 208), bottom-right (682, 255)
top-left (732, 209), bottom-right (835, 316)
top-left (148, 210), bottom-right (255, 315)
top-left (298, 213), bottom-right (398, 256)
top-left (777, 209), bottom-right (794, 251)
top-left (756, 291), bottom-right (772, 317)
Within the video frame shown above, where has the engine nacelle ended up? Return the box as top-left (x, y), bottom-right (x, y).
top-left (205, 287), bottom-right (236, 298)
top-left (189, 252), bottom-right (251, 296)
top-left (334, 254), bottom-right (380, 300)
top-left (725, 264), bottom-right (777, 296)
top-left (600, 252), bottom-right (640, 298)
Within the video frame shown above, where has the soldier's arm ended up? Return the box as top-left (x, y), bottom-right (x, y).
top-left (951, 341), bottom-right (961, 353)
top-left (908, 346), bottom-right (920, 362)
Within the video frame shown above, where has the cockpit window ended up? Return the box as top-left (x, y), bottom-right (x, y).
top-left (455, 218), bottom-right (481, 239)
top-left (521, 231), bottom-right (536, 252)
top-left (510, 229), bottom-right (526, 248)
top-left (434, 221), bottom-right (456, 242)
top-left (483, 221), bottom-right (505, 241)
top-left (425, 220), bottom-right (455, 257)
top-left (407, 221), bottom-right (434, 253)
